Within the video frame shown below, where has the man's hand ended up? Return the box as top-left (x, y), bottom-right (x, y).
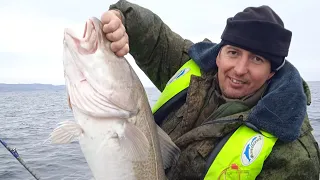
top-left (101, 10), bottom-right (129, 57)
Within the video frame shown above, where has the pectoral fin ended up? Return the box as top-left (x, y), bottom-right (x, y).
top-left (49, 120), bottom-right (83, 144)
top-left (157, 125), bottom-right (181, 169)
top-left (116, 122), bottom-right (150, 161)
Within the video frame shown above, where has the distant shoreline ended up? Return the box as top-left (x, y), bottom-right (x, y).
top-left (0, 83), bottom-right (65, 92)
top-left (0, 83), bottom-right (157, 92)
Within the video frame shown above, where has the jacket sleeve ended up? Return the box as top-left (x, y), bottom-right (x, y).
top-left (109, 0), bottom-right (194, 91)
top-left (257, 130), bottom-right (320, 180)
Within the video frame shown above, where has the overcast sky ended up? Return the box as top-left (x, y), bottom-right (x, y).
top-left (0, 0), bottom-right (318, 87)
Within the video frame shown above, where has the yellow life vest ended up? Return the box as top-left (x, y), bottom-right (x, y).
top-left (152, 59), bottom-right (201, 125)
top-left (204, 125), bottom-right (277, 179)
top-left (151, 59), bottom-right (278, 179)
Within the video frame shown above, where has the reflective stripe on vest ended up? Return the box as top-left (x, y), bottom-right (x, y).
top-left (151, 59), bottom-right (278, 179)
top-left (204, 125), bottom-right (277, 180)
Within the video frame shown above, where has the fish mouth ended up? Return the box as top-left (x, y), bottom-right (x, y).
top-left (64, 18), bottom-right (99, 55)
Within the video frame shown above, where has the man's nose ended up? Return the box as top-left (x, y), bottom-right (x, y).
top-left (234, 57), bottom-right (249, 75)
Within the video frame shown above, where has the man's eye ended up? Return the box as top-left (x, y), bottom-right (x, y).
top-left (228, 50), bottom-right (238, 56)
top-left (252, 56), bottom-right (265, 64)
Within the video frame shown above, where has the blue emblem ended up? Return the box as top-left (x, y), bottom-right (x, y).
top-left (244, 137), bottom-right (257, 162)
top-left (166, 68), bottom-right (190, 85)
top-left (241, 135), bottom-right (263, 166)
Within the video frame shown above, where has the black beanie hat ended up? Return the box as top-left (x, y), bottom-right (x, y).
top-left (221, 5), bottom-right (292, 71)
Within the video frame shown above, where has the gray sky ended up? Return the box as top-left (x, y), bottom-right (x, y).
top-left (0, 0), bottom-right (319, 87)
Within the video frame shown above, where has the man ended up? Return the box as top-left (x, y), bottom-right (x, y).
top-left (100, 0), bottom-right (320, 179)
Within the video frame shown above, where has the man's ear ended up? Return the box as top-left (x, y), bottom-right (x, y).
top-left (216, 52), bottom-right (221, 68)
top-left (268, 71), bottom-right (275, 80)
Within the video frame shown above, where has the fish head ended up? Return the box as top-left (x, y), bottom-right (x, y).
top-left (63, 17), bottom-right (107, 109)
top-left (62, 17), bottom-right (141, 114)
top-left (62, 17), bottom-right (110, 83)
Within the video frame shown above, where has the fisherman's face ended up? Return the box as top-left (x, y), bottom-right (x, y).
top-left (216, 45), bottom-right (275, 99)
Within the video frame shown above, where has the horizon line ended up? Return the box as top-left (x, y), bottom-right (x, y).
top-left (0, 83), bottom-right (157, 88)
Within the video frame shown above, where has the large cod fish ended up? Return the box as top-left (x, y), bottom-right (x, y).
top-left (49, 17), bottom-right (180, 180)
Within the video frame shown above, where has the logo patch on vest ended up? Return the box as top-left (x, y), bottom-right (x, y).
top-left (166, 68), bottom-right (190, 85)
top-left (241, 134), bottom-right (264, 166)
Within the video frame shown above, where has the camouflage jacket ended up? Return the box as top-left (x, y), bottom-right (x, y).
top-left (110, 1), bottom-right (320, 179)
